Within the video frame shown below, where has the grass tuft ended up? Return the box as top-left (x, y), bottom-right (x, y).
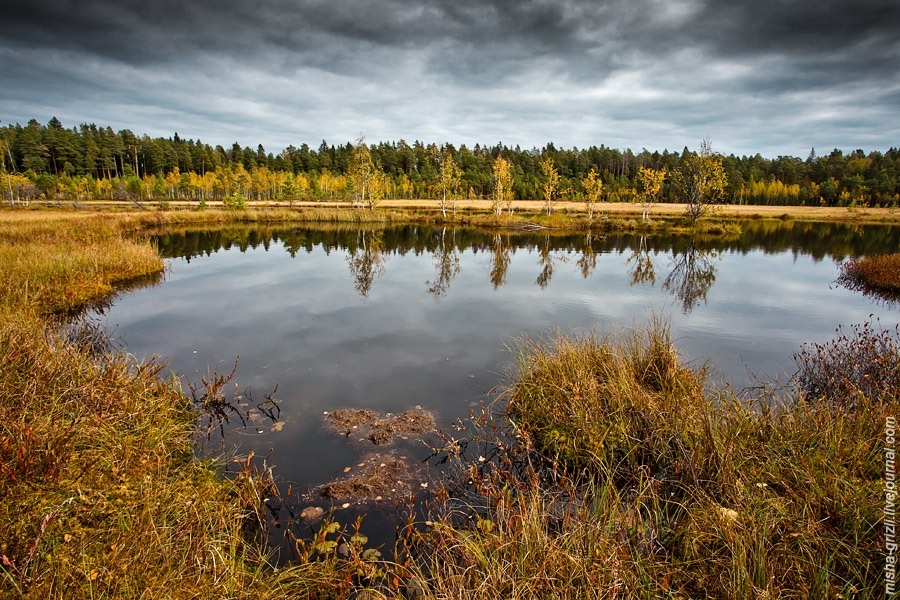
top-left (407, 321), bottom-right (890, 598)
top-left (838, 253), bottom-right (900, 303)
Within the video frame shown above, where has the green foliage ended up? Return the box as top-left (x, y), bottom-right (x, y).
top-left (4, 117), bottom-right (898, 207)
top-left (223, 192), bottom-right (248, 210)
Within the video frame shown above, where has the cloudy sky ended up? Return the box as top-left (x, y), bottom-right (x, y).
top-left (2, 0), bottom-right (898, 157)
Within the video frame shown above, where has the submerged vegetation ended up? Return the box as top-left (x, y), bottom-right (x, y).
top-left (1, 207), bottom-right (896, 598)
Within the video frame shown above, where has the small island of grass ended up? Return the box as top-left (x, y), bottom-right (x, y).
top-left (839, 253), bottom-right (900, 303)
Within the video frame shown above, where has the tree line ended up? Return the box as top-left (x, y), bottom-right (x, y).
top-left (1, 117), bottom-right (898, 209)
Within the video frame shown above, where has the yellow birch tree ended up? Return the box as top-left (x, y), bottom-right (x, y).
top-left (635, 166), bottom-right (666, 221)
top-left (540, 156), bottom-right (560, 215)
top-left (492, 155), bottom-right (513, 216)
top-left (582, 168), bottom-right (603, 219)
top-left (675, 140), bottom-right (727, 223)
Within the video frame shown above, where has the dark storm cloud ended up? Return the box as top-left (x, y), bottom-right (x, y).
top-left (2, 0), bottom-right (898, 155)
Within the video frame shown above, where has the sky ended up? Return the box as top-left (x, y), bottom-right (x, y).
top-left (2, 0), bottom-right (899, 158)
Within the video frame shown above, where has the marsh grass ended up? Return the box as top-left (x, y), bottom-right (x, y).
top-left (0, 210), bottom-right (357, 598)
top-left (838, 253), bottom-right (900, 304)
top-left (404, 321), bottom-right (890, 598)
top-left (1, 208), bottom-right (891, 598)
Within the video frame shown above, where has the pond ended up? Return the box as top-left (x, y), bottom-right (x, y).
top-left (94, 219), bottom-right (900, 553)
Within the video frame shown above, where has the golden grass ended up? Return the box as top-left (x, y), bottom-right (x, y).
top-left (1, 207), bottom-right (893, 598)
top-left (463, 322), bottom-right (890, 598)
top-left (0, 210), bottom-right (355, 598)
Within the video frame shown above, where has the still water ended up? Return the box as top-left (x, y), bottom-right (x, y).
top-left (95, 220), bottom-right (899, 547)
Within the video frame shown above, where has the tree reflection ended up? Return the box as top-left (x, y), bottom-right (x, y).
top-left (535, 235), bottom-right (556, 289)
top-left (489, 233), bottom-right (512, 289)
top-left (626, 236), bottom-right (656, 286)
top-left (576, 233), bottom-right (599, 279)
top-left (662, 242), bottom-right (719, 312)
top-left (347, 230), bottom-right (386, 298)
top-left (534, 234), bottom-right (572, 288)
top-left (426, 227), bottom-right (461, 298)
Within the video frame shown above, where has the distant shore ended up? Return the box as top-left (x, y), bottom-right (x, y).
top-left (17, 198), bottom-right (900, 224)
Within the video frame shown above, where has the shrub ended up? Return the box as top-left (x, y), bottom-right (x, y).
top-left (793, 320), bottom-right (900, 405)
top-left (223, 192), bottom-right (248, 210)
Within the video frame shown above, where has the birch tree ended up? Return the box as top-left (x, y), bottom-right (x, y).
top-left (348, 137), bottom-right (374, 208)
top-left (674, 140), bottom-right (726, 223)
top-left (435, 146), bottom-right (462, 218)
top-left (582, 168), bottom-right (603, 219)
top-left (635, 166), bottom-right (666, 221)
top-left (492, 155), bottom-right (513, 216)
top-left (540, 156), bottom-right (560, 215)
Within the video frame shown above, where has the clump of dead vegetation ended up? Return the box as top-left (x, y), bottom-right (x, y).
top-left (325, 407), bottom-right (435, 445)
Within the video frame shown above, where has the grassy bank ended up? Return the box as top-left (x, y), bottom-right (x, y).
top-left (405, 322), bottom-right (894, 599)
top-left (1, 207), bottom-right (895, 598)
top-left (0, 210), bottom-right (356, 598)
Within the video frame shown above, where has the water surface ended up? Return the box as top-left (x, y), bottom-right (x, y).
top-left (96, 220), bottom-right (900, 548)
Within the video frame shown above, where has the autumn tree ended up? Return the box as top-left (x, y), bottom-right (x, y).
top-left (492, 155), bottom-right (514, 216)
top-left (348, 137), bottom-right (375, 208)
top-left (434, 145), bottom-right (462, 218)
top-left (368, 168), bottom-right (389, 209)
top-left (540, 155), bottom-right (560, 215)
top-left (675, 140), bottom-right (727, 223)
top-left (582, 167), bottom-right (603, 219)
top-left (635, 166), bottom-right (666, 221)
top-left (0, 135), bottom-right (13, 206)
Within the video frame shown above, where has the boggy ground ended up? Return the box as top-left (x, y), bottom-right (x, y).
top-left (1, 206), bottom-right (897, 599)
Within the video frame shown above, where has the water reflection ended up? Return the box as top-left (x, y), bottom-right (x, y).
top-left (576, 233), bottom-right (599, 279)
top-left (626, 236), bottom-right (656, 286)
top-left (347, 230), bottom-right (386, 298)
top-left (151, 221), bottom-right (900, 309)
top-left (663, 243), bottom-right (720, 313)
top-left (109, 219), bottom-right (900, 558)
top-left (426, 228), bottom-right (461, 298)
top-left (489, 233), bottom-right (512, 289)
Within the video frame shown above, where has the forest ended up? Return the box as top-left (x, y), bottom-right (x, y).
top-left (1, 117), bottom-right (898, 207)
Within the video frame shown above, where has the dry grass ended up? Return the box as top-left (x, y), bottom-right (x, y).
top-left (403, 321), bottom-right (891, 599)
top-left (0, 210), bottom-right (359, 598)
top-left (838, 253), bottom-right (900, 304)
top-left (2, 207), bottom-right (892, 598)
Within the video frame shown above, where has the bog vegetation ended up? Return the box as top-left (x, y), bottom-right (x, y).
top-left (2, 117), bottom-right (899, 208)
top-left (0, 208), bottom-right (895, 598)
top-left (838, 253), bottom-right (900, 305)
